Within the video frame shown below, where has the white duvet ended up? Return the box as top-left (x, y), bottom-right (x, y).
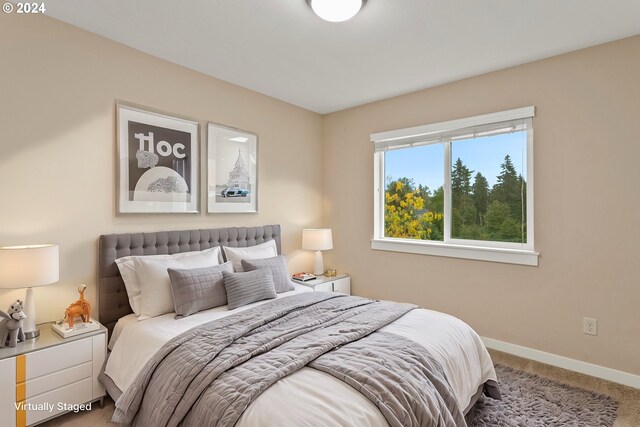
top-left (105, 285), bottom-right (496, 426)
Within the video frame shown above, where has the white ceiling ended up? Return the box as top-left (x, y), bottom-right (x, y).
top-left (44, 0), bottom-right (640, 114)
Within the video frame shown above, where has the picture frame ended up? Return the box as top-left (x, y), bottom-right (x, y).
top-left (116, 102), bottom-right (199, 213)
top-left (207, 122), bottom-right (258, 213)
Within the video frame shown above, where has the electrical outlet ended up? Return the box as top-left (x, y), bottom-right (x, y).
top-left (583, 317), bottom-right (597, 336)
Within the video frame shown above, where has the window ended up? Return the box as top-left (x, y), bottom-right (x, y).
top-left (371, 107), bottom-right (538, 266)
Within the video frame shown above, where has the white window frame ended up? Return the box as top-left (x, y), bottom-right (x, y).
top-left (371, 107), bottom-right (539, 266)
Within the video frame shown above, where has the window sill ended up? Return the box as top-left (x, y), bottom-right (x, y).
top-left (371, 238), bottom-right (539, 266)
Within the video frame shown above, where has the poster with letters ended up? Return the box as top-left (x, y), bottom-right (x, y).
top-left (117, 103), bottom-right (199, 213)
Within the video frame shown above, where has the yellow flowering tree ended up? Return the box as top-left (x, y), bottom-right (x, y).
top-left (385, 179), bottom-right (444, 240)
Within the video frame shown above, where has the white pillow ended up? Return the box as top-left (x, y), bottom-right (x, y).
top-left (116, 247), bottom-right (221, 317)
top-left (116, 254), bottom-right (170, 316)
top-left (222, 240), bottom-right (278, 272)
top-left (135, 248), bottom-right (221, 320)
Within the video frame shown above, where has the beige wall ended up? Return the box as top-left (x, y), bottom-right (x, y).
top-left (0, 14), bottom-right (323, 323)
top-left (323, 36), bottom-right (640, 375)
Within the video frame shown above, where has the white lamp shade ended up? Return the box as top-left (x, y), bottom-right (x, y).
top-left (0, 244), bottom-right (59, 288)
top-left (302, 229), bottom-right (333, 251)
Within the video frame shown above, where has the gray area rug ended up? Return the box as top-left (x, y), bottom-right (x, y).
top-left (466, 364), bottom-right (618, 426)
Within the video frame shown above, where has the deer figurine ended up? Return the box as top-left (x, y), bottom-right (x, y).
top-left (64, 285), bottom-right (91, 328)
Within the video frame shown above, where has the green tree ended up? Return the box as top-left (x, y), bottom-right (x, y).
top-left (451, 158), bottom-right (473, 201)
top-left (460, 207), bottom-right (476, 230)
top-left (457, 224), bottom-right (486, 240)
top-left (431, 186), bottom-right (444, 214)
top-left (451, 158), bottom-right (474, 236)
top-left (471, 172), bottom-right (489, 226)
top-left (492, 155), bottom-right (522, 218)
top-left (485, 200), bottom-right (510, 237)
top-left (498, 217), bottom-right (522, 242)
top-left (518, 174), bottom-right (527, 230)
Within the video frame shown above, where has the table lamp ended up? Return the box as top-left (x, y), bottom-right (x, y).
top-left (302, 229), bottom-right (333, 276)
top-left (0, 244), bottom-right (59, 339)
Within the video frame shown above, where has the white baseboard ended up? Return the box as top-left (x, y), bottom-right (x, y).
top-left (482, 337), bottom-right (640, 389)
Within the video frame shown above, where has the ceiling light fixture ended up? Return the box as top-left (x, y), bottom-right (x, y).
top-left (308, 0), bottom-right (366, 23)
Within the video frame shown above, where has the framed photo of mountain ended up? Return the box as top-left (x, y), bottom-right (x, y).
top-left (207, 122), bottom-right (258, 213)
top-left (116, 102), bottom-right (199, 213)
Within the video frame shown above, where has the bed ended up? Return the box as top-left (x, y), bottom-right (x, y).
top-left (98, 225), bottom-right (499, 426)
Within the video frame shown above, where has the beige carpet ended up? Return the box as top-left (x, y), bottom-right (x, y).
top-left (41, 349), bottom-right (640, 426)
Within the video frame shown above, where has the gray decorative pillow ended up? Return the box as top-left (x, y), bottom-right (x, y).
top-left (168, 262), bottom-right (234, 318)
top-left (222, 269), bottom-right (277, 310)
top-left (241, 255), bottom-right (295, 293)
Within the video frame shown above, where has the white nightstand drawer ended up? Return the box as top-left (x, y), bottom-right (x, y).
top-left (314, 282), bottom-right (333, 292)
top-left (26, 338), bottom-right (92, 380)
top-left (26, 361), bottom-right (92, 399)
top-left (25, 377), bottom-right (92, 425)
top-left (299, 274), bottom-right (351, 295)
top-left (332, 277), bottom-right (351, 294)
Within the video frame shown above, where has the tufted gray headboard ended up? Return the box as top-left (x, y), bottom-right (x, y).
top-left (98, 225), bottom-right (281, 337)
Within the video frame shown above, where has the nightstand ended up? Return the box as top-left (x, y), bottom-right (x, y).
top-left (0, 321), bottom-right (107, 427)
top-left (297, 274), bottom-right (351, 295)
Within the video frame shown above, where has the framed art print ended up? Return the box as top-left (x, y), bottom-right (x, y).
top-left (117, 102), bottom-right (199, 213)
top-left (207, 123), bottom-right (258, 213)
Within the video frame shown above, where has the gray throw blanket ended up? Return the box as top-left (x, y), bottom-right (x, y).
top-left (112, 292), bottom-right (466, 427)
